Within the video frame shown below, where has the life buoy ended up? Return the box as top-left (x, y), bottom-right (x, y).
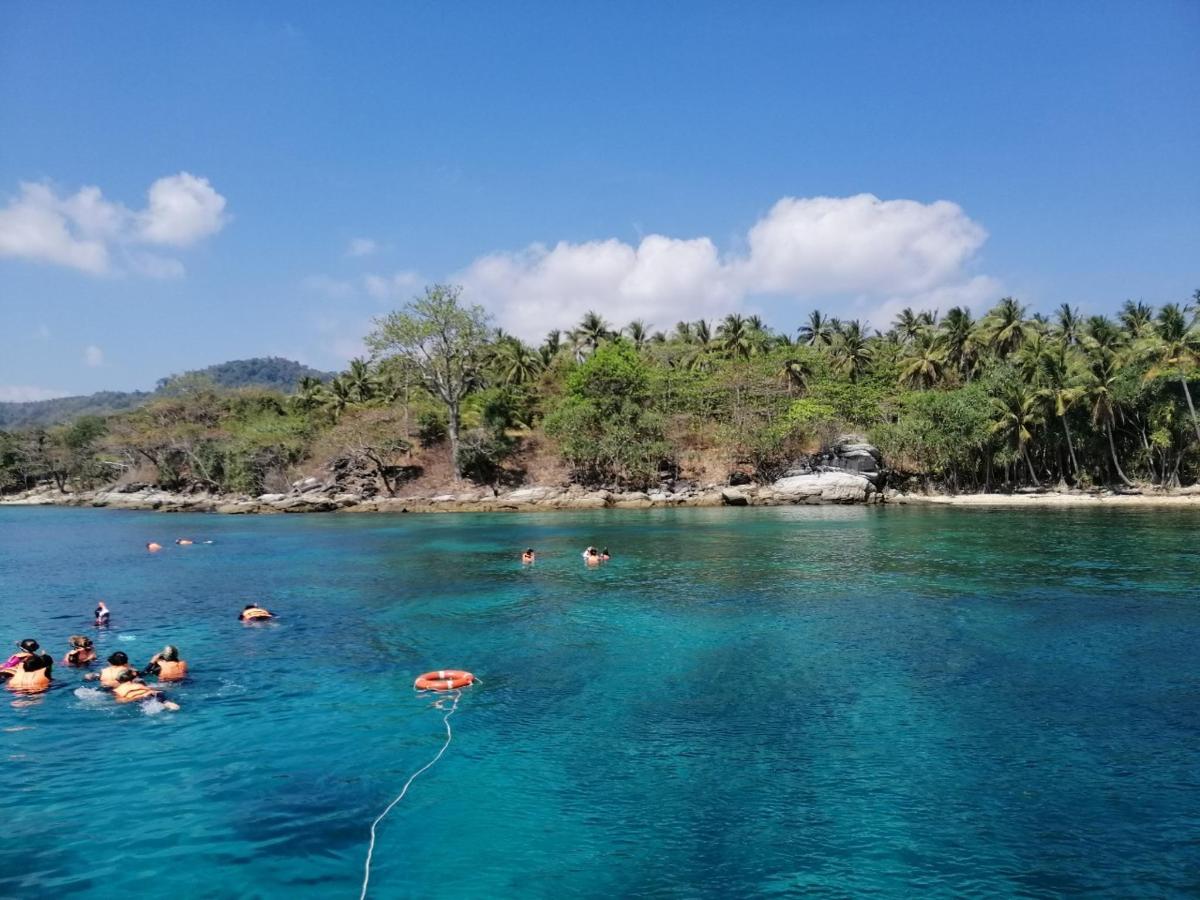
top-left (414, 670), bottom-right (474, 691)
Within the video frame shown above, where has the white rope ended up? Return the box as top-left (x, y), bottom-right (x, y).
top-left (359, 689), bottom-right (461, 900)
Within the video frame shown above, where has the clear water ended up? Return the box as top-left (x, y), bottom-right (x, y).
top-left (1, 505), bottom-right (1197, 898)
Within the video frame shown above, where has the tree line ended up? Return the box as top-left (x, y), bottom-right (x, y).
top-left (2, 284), bottom-right (1198, 496)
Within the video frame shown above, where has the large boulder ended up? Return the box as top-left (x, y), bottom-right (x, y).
top-left (772, 471), bottom-right (875, 504)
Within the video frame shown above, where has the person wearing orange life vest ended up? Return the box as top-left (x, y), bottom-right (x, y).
top-left (239, 604), bottom-right (274, 622)
top-left (112, 669), bottom-right (179, 710)
top-left (64, 635), bottom-right (97, 666)
top-left (143, 645), bottom-right (188, 682)
top-left (3, 652), bottom-right (53, 693)
top-left (84, 651), bottom-right (137, 688)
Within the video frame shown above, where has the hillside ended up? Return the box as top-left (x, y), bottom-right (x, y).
top-left (0, 357), bottom-right (333, 429)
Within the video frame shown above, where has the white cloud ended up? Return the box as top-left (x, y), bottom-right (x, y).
top-left (0, 385), bottom-right (70, 403)
top-left (0, 172), bottom-right (228, 276)
top-left (83, 344), bottom-right (104, 367)
top-left (457, 193), bottom-right (996, 337)
top-left (346, 237), bottom-right (378, 258)
top-left (138, 173), bottom-right (228, 246)
top-left (363, 270), bottom-right (421, 300)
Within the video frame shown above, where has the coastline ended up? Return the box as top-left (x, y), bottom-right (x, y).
top-left (3, 480), bottom-right (1200, 515)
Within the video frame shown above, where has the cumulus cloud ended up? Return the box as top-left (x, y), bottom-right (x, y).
top-left (0, 172), bottom-right (228, 276)
top-left (346, 237), bottom-right (378, 258)
top-left (83, 345), bottom-right (104, 367)
top-left (458, 193), bottom-right (996, 337)
top-left (0, 385), bottom-right (69, 403)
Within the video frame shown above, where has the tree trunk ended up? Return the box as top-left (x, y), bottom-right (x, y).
top-left (1023, 446), bottom-right (1040, 486)
top-left (447, 400), bottom-right (462, 479)
top-left (1061, 415), bottom-right (1079, 478)
top-left (1180, 375), bottom-right (1200, 443)
top-left (1106, 423), bottom-right (1134, 486)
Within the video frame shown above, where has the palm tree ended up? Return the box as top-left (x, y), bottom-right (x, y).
top-left (1139, 302), bottom-right (1200, 442)
top-left (321, 376), bottom-right (353, 422)
top-left (1083, 315), bottom-right (1126, 354)
top-left (1118, 300), bottom-right (1155, 340)
top-left (344, 358), bottom-right (378, 403)
top-left (1084, 349), bottom-right (1134, 486)
top-left (672, 321), bottom-right (694, 344)
top-left (717, 313), bottom-right (756, 361)
top-left (623, 320), bottom-right (650, 350)
top-left (540, 330), bottom-right (562, 365)
top-left (990, 383), bottom-right (1043, 485)
top-left (797, 310), bottom-right (834, 347)
top-left (982, 297), bottom-right (1029, 358)
top-left (293, 375), bottom-right (326, 412)
top-left (829, 320), bottom-right (871, 381)
top-left (1033, 342), bottom-right (1084, 479)
top-left (650, 331), bottom-right (667, 344)
top-left (493, 340), bottom-right (544, 385)
top-left (892, 307), bottom-right (923, 344)
top-left (940, 306), bottom-right (981, 381)
top-left (693, 319), bottom-right (712, 346)
top-left (778, 356), bottom-right (814, 394)
top-left (572, 310), bottom-right (612, 357)
top-left (1054, 303), bottom-right (1082, 347)
top-left (898, 332), bottom-right (948, 389)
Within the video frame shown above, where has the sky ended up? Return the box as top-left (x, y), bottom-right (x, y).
top-left (1, 1), bottom-right (1197, 399)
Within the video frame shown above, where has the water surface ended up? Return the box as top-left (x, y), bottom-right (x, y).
top-left (1, 505), bottom-right (1197, 898)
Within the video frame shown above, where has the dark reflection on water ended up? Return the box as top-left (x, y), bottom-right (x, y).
top-left (1, 505), bottom-right (1197, 898)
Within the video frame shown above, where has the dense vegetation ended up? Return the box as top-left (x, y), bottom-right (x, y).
top-left (2, 286), bottom-right (1198, 497)
top-left (0, 357), bottom-right (332, 429)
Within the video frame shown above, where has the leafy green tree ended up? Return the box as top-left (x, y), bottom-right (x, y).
top-left (1138, 302), bottom-right (1200, 442)
top-left (367, 284), bottom-right (490, 478)
top-left (797, 310), bottom-right (834, 347)
top-left (990, 383), bottom-right (1044, 485)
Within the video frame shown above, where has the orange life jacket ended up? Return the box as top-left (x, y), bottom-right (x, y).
top-left (114, 681), bottom-right (157, 703)
top-left (6, 668), bottom-right (51, 693)
top-left (100, 664), bottom-right (135, 688)
top-left (156, 659), bottom-right (188, 681)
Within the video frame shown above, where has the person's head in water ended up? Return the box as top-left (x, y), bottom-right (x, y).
top-left (108, 651), bottom-right (129, 666)
top-left (244, 604), bottom-right (256, 611)
top-left (158, 645), bottom-right (179, 662)
top-left (116, 668), bottom-right (140, 684)
top-left (69, 635), bottom-right (93, 650)
top-left (18, 639), bottom-right (39, 654)
top-left (24, 653), bottom-right (52, 673)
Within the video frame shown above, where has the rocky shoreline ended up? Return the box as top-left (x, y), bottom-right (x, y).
top-left (4, 476), bottom-right (1200, 515)
top-left (0, 469), bottom-right (885, 515)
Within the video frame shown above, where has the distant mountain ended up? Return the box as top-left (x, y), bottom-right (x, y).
top-left (0, 357), bottom-right (335, 429)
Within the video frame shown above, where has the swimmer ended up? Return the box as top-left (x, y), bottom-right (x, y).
top-left (2, 652), bottom-right (53, 693)
top-left (147, 542), bottom-right (162, 552)
top-left (522, 548), bottom-right (536, 564)
top-left (143, 645), bottom-right (188, 682)
top-left (112, 669), bottom-right (179, 710)
top-left (600, 547), bottom-right (611, 562)
top-left (85, 651), bottom-right (137, 688)
top-left (239, 603), bottom-right (275, 622)
top-left (2, 639), bottom-right (41, 674)
top-left (64, 635), bottom-right (97, 667)
top-left (175, 538), bottom-right (193, 546)
top-left (94, 601), bottom-right (111, 627)
top-left (583, 547), bottom-right (601, 567)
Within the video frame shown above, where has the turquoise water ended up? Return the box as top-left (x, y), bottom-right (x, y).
top-left (1, 505), bottom-right (1197, 898)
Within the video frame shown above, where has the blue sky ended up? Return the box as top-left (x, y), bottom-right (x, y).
top-left (1, 1), bottom-right (1197, 398)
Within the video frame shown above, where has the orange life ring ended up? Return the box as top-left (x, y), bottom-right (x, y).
top-left (414, 669), bottom-right (474, 691)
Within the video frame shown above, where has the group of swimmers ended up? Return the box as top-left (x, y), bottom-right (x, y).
top-left (2, 586), bottom-right (278, 708)
top-left (520, 546), bottom-right (612, 566)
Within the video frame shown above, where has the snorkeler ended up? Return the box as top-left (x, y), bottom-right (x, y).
top-left (94, 601), bottom-right (111, 627)
top-left (64, 635), bottom-right (96, 666)
top-left (2, 638), bottom-right (41, 673)
top-left (239, 604), bottom-right (275, 622)
top-left (146, 542), bottom-right (162, 552)
top-left (112, 669), bottom-right (179, 710)
top-left (175, 538), bottom-right (194, 546)
top-left (522, 548), bottom-right (536, 564)
top-left (85, 651), bottom-right (137, 688)
top-left (2, 652), bottom-right (53, 693)
top-left (600, 548), bottom-right (611, 561)
top-left (143, 645), bottom-right (188, 682)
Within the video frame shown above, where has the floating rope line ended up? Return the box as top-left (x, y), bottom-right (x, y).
top-left (359, 688), bottom-right (462, 900)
